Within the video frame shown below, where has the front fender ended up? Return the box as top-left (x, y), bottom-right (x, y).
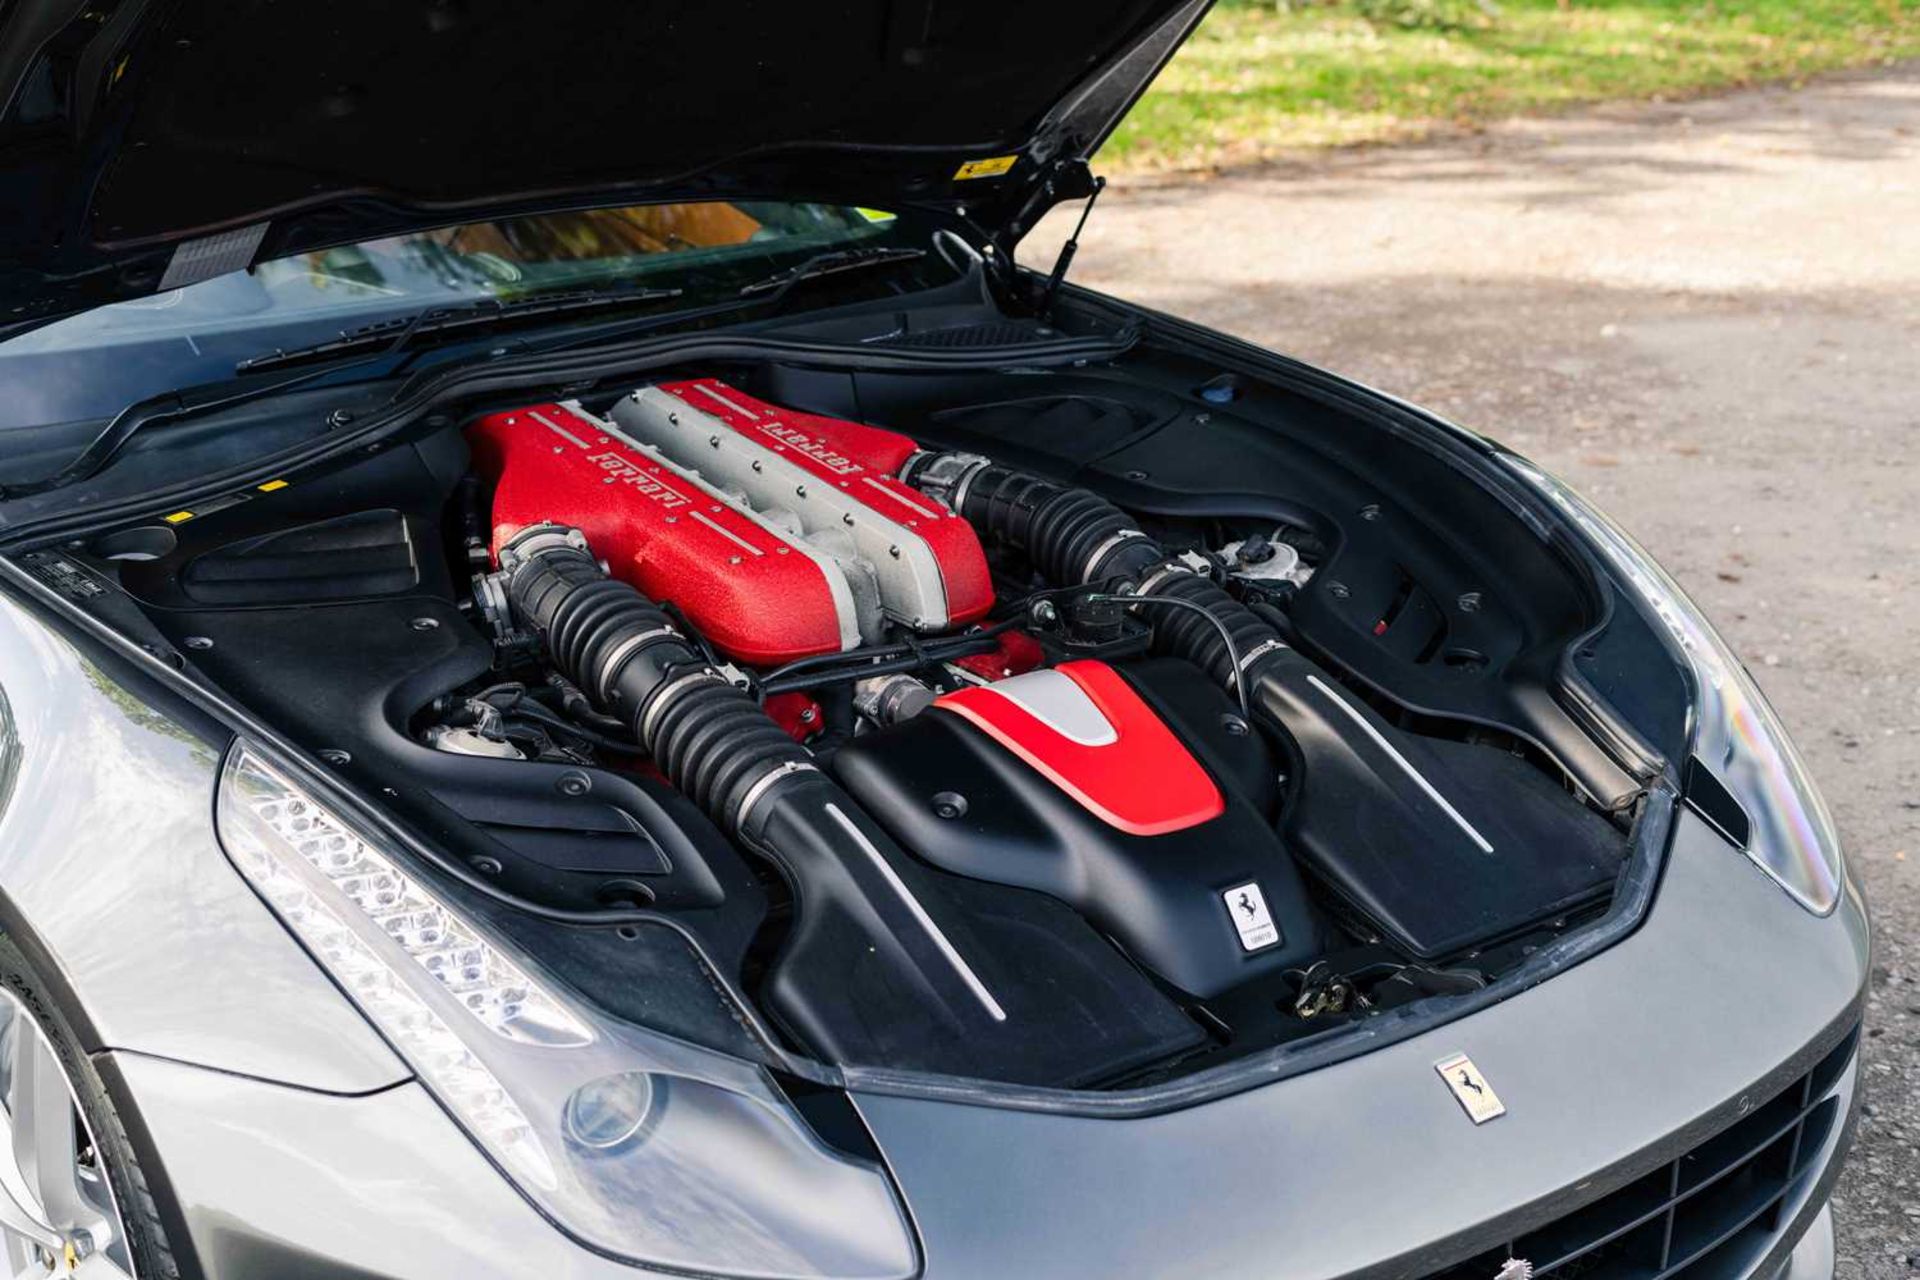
top-left (0, 592), bottom-right (407, 1094)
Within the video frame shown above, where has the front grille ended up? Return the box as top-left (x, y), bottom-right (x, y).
top-left (1430, 1026), bottom-right (1858, 1280)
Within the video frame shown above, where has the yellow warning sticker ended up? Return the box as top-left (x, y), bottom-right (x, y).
top-left (854, 208), bottom-right (897, 224)
top-left (257, 479), bottom-right (289, 493)
top-left (163, 510), bottom-right (195, 524)
top-left (953, 155), bottom-right (1017, 181)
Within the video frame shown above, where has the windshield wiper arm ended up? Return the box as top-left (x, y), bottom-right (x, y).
top-left (0, 286), bottom-right (687, 497)
top-left (735, 247), bottom-right (927, 309)
top-left (234, 286), bottom-right (684, 375)
top-left (0, 356), bottom-right (392, 499)
top-left (500, 247), bottom-right (935, 363)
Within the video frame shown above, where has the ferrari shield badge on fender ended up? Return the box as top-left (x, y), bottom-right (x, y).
top-left (1435, 1052), bottom-right (1506, 1124)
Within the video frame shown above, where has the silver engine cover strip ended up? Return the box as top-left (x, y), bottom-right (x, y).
top-left (611, 386), bottom-right (956, 630)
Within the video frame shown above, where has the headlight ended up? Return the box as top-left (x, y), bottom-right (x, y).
top-left (218, 745), bottom-right (916, 1279)
top-left (1502, 456), bottom-right (1843, 914)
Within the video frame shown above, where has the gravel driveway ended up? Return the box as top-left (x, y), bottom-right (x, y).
top-left (1030, 64), bottom-right (1920, 1275)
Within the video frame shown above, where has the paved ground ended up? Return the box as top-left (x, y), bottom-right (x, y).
top-left (1030, 65), bottom-right (1920, 1274)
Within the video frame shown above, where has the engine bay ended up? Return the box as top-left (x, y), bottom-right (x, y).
top-left (42, 351), bottom-right (1658, 1091)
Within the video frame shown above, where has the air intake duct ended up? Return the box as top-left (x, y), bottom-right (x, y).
top-left (902, 454), bottom-right (1627, 961)
top-left (500, 525), bottom-right (811, 833)
top-left (498, 523), bottom-right (1202, 1085)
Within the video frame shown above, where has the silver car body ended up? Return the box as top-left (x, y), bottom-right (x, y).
top-left (0, 586), bottom-right (1866, 1277)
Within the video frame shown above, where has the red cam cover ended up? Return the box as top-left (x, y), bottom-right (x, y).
top-left (469, 401), bottom-right (852, 665)
top-left (648, 379), bottom-right (993, 629)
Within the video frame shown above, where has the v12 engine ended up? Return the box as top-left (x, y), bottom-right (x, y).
top-left (455, 378), bottom-right (1624, 1083)
top-left (468, 379), bottom-right (991, 666)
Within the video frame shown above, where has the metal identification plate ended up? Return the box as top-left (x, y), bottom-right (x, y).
top-left (1435, 1052), bottom-right (1506, 1124)
top-left (1223, 882), bottom-right (1280, 952)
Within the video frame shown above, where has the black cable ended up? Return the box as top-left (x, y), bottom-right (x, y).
top-left (987, 581), bottom-right (1097, 622)
top-left (658, 600), bottom-right (737, 685)
top-left (756, 633), bottom-right (1005, 696)
top-left (468, 684), bottom-right (645, 753)
top-left (752, 620), bottom-right (1020, 693)
top-left (1088, 592), bottom-right (1255, 723)
top-left (501, 700), bottom-right (645, 754)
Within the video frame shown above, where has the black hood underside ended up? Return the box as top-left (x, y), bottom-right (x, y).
top-left (0, 0), bottom-right (1205, 328)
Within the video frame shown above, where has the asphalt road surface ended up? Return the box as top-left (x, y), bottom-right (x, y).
top-left (1030, 64), bottom-right (1920, 1275)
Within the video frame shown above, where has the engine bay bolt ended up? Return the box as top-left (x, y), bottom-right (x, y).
top-left (751, 460), bottom-right (763, 472)
top-left (1457, 591), bottom-right (1483, 613)
top-left (932, 792), bottom-right (969, 820)
top-left (1125, 469), bottom-right (1150, 482)
top-left (842, 513), bottom-right (856, 526)
top-left (888, 545), bottom-right (902, 558)
top-left (319, 748), bottom-right (352, 766)
top-left (1221, 713), bottom-right (1250, 737)
top-left (410, 616), bottom-right (440, 631)
top-left (1327, 581), bottom-right (1351, 599)
top-left (796, 484), bottom-right (808, 498)
top-left (327, 408), bottom-right (355, 427)
top-left (1359, 503), bottom-right (1382, 521)
top-left (182, 635), bottom-right (214, 650)
top-left (1031, 599), bottom-right (1060, 625)
top-left (666, 410), bottom-right (679, 423)
top-left (556, 772), bottom-right (592, 797)
top-left (708, 435), bottom-right (721, 448)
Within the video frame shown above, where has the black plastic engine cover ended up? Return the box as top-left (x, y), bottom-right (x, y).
top-left (1248, 672), bottom-right (1629, 960)
top-left (833, 661), bottom-right (1325, 999)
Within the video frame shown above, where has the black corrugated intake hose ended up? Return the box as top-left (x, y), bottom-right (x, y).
top-left (1129, 571), bottom-right (1285, 689)
top-left (905, 454), bottom-right (1287, 687)
top-left (498, 522), bottom-right (1101, 1075)
top-left (500, 524), bottom-right (813, 834)
top-left (947, 463), bottom-right (1167, 587)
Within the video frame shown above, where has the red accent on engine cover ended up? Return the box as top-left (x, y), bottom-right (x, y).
top-left (935, 660), bottom-right (1224, 837)
top-left (468, 402), bottom-right (847, 665)
top-left (657, 379), bottom-right (994, 626)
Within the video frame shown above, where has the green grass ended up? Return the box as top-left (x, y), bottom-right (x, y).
top-left (1104, 0), bottom-right (1920, 170)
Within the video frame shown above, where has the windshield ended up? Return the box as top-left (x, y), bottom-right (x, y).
top-left (0, 201), bottom-right (920, 432)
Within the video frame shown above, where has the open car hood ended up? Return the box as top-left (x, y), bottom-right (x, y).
top-left (0, 0), bottom-right (1208, 332)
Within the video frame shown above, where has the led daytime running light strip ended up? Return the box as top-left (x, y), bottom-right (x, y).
top-left (218, 746), bottom-right (595, 1188)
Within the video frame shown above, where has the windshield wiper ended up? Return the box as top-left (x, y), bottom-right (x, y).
top-left (234, 286), bottom-right (684, 375)
top-left (0, 286), bottom-right (690, 498)
top-left (735, 247), bottom-right (928, 308)
top-left (504, 246), bottom-right (936, 361)
top-left (0, 357), bottom-right (393, 499)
